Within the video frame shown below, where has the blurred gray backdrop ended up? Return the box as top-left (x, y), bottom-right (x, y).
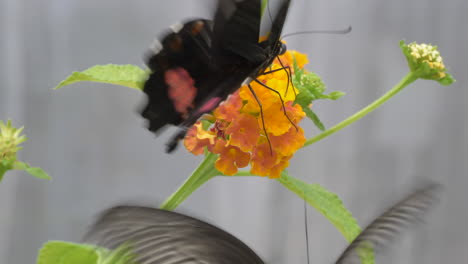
top-left (0, 0), bottom-right (466, 263)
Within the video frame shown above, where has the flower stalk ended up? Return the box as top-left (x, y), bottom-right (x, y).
top-left (160, 41), bottom-right (454, 210)
top-left (304, 72), bottom-right (418, 147)
top-left (160, 152), bottom-right (220, 210)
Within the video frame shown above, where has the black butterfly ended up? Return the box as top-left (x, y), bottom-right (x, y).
top-left (84, 183), bottom-right (441, 264)
top-left (140, 0), bottom-right (293, 153)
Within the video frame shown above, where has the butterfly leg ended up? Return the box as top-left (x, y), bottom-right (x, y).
top-left (261, 67), bottom-right (287, 75)
top-left (276, 56), bottom-right (296, 98)
top-left (166, 128), bottom-right (189, 153)
top-left (248, 84), bottom-right (273, 155)
top-left (253, 79), bottom-right (298, 132)
top-left (260, 66), bottom-right (293, 97)
top-left (260, 57), bottom-right (296, 98)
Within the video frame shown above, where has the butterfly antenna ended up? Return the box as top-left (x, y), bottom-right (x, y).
top-left (281, 26), bottom-right (352, 39)
top-left (304, 199), bottom-right (310, 264)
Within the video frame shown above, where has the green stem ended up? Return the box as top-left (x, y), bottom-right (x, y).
top-left (303, 72), bottom-right (418, 147)
top-left (160, 152), bottom-right (220, 210)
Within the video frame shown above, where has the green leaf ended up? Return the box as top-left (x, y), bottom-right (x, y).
top-left (277, 173), bottom-right (375, 264)
top-left (302, 107), bottom-right (325, 131)
top-left (327, 91), bottom-right (346, 100)
top-left (36, 241), bottom-right (100, 264)
top-left (291, 56), bottom-right (344, 131)
top-left (37, 241), bottom-right (138, 264)
top-left (277, 173), bottom-right (361, 242)
top-left (100, 244), bottom-right (137, 264)
top-left (54, 64), bottom-right (148, 90)
top-left (13, 161), bottom-right (51, 180)
top-left (438, 72), bottom-right (456, 86)
top-left (0, 159), bottom-right (14, 181)
top-left (0, 167), bottom-right (6, 181)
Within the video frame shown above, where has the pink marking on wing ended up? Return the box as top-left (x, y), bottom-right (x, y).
top-left (197, 97), bottom-right (222, 114)
top-left (165, 68), bottom-right (197, 114)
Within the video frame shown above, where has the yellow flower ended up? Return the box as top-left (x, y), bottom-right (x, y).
top-left (184, 50), bottom-right (308, 178)
top-left (400, 40), bottom-right (455, 85)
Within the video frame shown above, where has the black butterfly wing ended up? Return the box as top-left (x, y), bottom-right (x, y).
top-left (211, 0), bottom-right (291, 74)
top-left (212, 0), bottom-right (265, 63)
top-left (141, 0), bottom-right (292, 152)
top-left (263, 0), bottom-right (290, 47)
top-left (335, 183), bottom-right (442, 264)
top-left (163, 0), bottom-right (267, 152)
top-left (141, 19), bottom-right (215, 133)
top-left (84, 206), bottom-right (264, 264)
top-left (141, 0), bottom-right (263, 135)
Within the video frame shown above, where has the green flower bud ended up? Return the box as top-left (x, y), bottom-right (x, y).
top-left (0, 120), bottom-right (27, 162)
top-left (400, 40), bottom-right (455, 85)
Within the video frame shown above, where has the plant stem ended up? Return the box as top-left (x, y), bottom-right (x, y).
top-left (303, 72), bottom-right (418, 147)
top-left (160, 152), bottom-right (219, 210)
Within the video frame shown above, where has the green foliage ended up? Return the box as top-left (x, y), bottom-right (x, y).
top-left (277, 172), bottom-right (375, 264)
top-left (13, 161), bottom-right (51, 180)
top-left (292, 57), bottom-right (345, 131)
top-left (37, 241), bottom-right (100, 264)
top-left (277, 172), bottom-right (361, 242)
top-left (0, 120), bottom-right (50, 181)
top-left (37, 241), bottom-right (136, 264)
top-left (54, 64), bottom-right (148, 90)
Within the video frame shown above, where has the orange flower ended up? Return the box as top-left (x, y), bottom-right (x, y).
top-left (212, 139), bottom-right (250, 176)
top-left (274, 50), bottom-right (309, 71)
top-left (183, 50), bottom-right (309, 178)
top-left (225, 113), bottom-right (260, 152)
top-left (183, 123), bottom-right (215, 155)
top-left (213, 93), bottom-right (243, 122)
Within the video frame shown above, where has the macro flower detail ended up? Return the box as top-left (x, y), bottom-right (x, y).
top-left (0, 120), bottom-right (27, 162)
top-left (0, 120), bottom-right (50, 180)
top-left (400, 40), bottom-right (455, 85)
top-left (184, 50), bottom-right (309, 178)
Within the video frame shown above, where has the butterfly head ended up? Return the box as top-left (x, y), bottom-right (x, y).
top-left (279, 42), bottom-right (287, 55)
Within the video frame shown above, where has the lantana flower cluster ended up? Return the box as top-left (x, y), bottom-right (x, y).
top-left (184, 51), bottom-right (309, 178)
top-left (400, 40), bottom-right (454, 85)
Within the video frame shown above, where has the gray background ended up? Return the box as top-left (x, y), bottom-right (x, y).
top-left (0, 0), bottom-right (466, 263)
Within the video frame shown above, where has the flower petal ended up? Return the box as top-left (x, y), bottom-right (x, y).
top-left (225, 113), bottom-right (260, 152)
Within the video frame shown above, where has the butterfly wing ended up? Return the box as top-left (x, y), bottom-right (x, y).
top-left (84, 206), bottom-right (264, 264)
top-left (263, 0), bottom-right (290, 46)
top-left (335, 183), bottom-right (442, 264)
top-left (141, 19), bottom-right (215, 133)
top-left (141, 0), bottom-right (291, 152)
top-left (162, 0), bottom-right (267, 152)
top-left (211, 0), bottom-right (265, 63)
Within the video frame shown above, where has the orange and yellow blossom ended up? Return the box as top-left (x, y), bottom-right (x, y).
top-left (183, 50), bottom-right (308, 178)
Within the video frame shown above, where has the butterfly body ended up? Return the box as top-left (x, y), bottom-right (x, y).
top-left (140, 0), bottom-right (291, 152)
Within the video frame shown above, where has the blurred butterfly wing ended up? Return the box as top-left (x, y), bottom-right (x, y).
top-left (140, 20), bottom-right (215, 133)
top-left (84, 206), bottom-right (264, 264)
top-left (335, 183), bottom-right (442, 264)
top-left (212, 0), bottom-right (265, 62)
top-left (263, 0), bottom-right (290, 46)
